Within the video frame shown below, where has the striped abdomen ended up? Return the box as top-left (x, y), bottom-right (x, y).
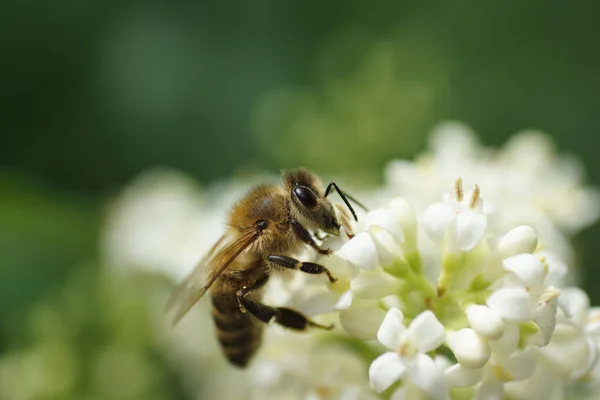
top-left (211, 294), bottom-right (263, 367)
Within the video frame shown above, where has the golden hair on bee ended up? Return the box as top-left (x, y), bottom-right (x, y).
top-left (165, 168), bottom-right (366, 367)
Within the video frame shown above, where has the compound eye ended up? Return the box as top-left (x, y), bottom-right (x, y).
top-left (256, 220), bottom-right (269, 231)
top-left (293, 186), bottom-right (319, 208)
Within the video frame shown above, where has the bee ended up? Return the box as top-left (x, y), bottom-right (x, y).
top-left (165, 168), bottom-right (365, 368)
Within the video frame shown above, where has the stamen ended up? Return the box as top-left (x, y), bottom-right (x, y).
top-left (538, 255), bottom-right (549, 275)
top-left (455, 177), bottom-right (464, 202)
top-left (539, 288), bottom-right (560, 305)
top-left (493, 364), bottom-right (513, 382)
top-left (470, 185), bottom-right (480, 209)
top-left (396, 337), bottom-right (417, 356)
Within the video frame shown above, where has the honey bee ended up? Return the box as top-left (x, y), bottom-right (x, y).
top-left (165, 168), bottom-right (365, 367)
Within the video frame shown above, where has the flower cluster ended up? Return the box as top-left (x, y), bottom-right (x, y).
top-left (317, 176), bottom-right (598, 399)
top-left (99, 124), bottom-right (600, 400)
top-left (383, 122), bottom-right (600, 268)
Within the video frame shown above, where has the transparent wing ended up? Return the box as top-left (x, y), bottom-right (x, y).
top-left (165, 230), bottom-right (259, 326)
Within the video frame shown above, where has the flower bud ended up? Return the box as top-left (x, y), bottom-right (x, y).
top-left (445, 363), bottom-right (484, 387)
top-left (466, 305), bottom-right (505, 340)
top-left (446, 328), bottom-right (491, 369)
top-left (340, 232), bottom-right (378, 270)
top-left (496, 226), bottom-right (538, 259)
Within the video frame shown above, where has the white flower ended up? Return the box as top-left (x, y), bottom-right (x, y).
top-left (369, 308), bottom-right (448, 398)
top-left (534, 288), bottom-right (598, 380)
top-left (249, 328), bottom-right (378, 400)
top-left (423, 178), bottom-right (487, 252)
top-left (446, 334), bottom-right (536, 399)
top-left (474, 348), bottom-right (536, 400)
top-left (504, 289), bottom-right (599, 399)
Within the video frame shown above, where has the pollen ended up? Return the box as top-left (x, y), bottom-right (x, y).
top-left (539, 288), bottom-right (561, 305)
top-left (455, 177), bottom-right (464, 202)
top-left (396, 337), bottom-right (417, 357)
top-left (470, 185), bottom-right (481, 209)
top-left (314, 385), bottom-right (333, 398)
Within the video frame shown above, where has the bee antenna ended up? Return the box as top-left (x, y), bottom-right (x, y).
top-left (324, 182), bottom-right (368, 222)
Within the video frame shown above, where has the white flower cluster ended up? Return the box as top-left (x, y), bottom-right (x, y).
top-left (321, 178), bottom-right (598, 399)
top-left (100, 124), bottom-right (600, 400)
top-left (383, 122), bottom-right (600, 268)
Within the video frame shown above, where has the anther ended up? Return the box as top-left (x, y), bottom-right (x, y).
top-left (539, 288), bottom-right (560, 305)
top-left (455, 177), bottom-right (464, 202)
top-left (470, 185), bottom-right (480, 209)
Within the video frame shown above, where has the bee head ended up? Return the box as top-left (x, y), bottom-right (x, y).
top-left (283, 169), bottom-right (341, 235)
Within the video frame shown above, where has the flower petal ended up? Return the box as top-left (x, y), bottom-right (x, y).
top-left (530, 289), bottom-right (559, 347)
top-left (445, 364), bottom-right (484, 387)
top-left (456, 211), bottom-right (487, 251)
top-left (339, 301), bottom-right (387, 340)
top-left (490, 322), bottom-right (519, 356)
top-left (503, 348), bottom-right (536, 381)
top-left (377, 308), bottom-right (407, 350)
top-left (389, 197), bottom-right (418, 254)
top-left (474, 374), bottom-right (504, 400)
top-left (559, 287), bottom-right (590, 327)
top-left (502, 254), bottom-right (544, 290)
top-left (389, 197), bottom-right (416, 236)
top-left (466, 305), bottom-right (505, 340)
top-left (537, 250), bottom-right (567, 286)
top-left (390, 387), bottom-right (406, 400)
top-left (364, 209), bottom-right (405, 242)
top-left (487, 288), bottom-right (532, 321)
top-left (351, 270), bottom-right (401, 300)
top-left (369, 352), bottom-right (406, 392)
top-left (446, 328), bottom-right (490, 369)
top-left (408, 310), bottom-right (446, 353)
top-left (340, 232), bottom-right (379, 270)
top-left (423, 203), bottom-right (455, 243)
top-left (495, 226), bottom-right (538, 259)
top-left (537, 321), bottom-right (597, 379)
top-left (407, 353), bottom-right (450, 400)
top-left (334, 290), bottom-right (354, 310)
top-left (368, 227), bottom-right (402, 267)
top-left (317, 252), bottom-right (357, 280)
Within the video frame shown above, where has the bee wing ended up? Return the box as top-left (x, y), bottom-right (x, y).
top-left (165, 230), bottom-right (260, 326)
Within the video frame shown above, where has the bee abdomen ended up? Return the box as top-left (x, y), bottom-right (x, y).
top-left (212, 295), bottom-right (263, 368)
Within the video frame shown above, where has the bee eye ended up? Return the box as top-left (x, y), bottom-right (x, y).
top-left (293, 186), bottom-right (319, 208)
top-left (256, 220), bottom-right (269, 231)
top-left (256, 219), bottom-right (269, 232)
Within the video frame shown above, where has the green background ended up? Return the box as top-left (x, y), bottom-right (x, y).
top-left (1, 1), bottom-right (598, 398)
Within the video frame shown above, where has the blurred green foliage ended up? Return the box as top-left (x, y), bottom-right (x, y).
top-left (1, 0), bottom-right (599, 398)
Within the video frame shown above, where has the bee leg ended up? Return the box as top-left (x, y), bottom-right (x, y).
top-left (291, 219), bottom-right (332, 255)
top-left (267, 255), bottom-right (337, 284)
top-left (237, 285), bottom-right (333, 331)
